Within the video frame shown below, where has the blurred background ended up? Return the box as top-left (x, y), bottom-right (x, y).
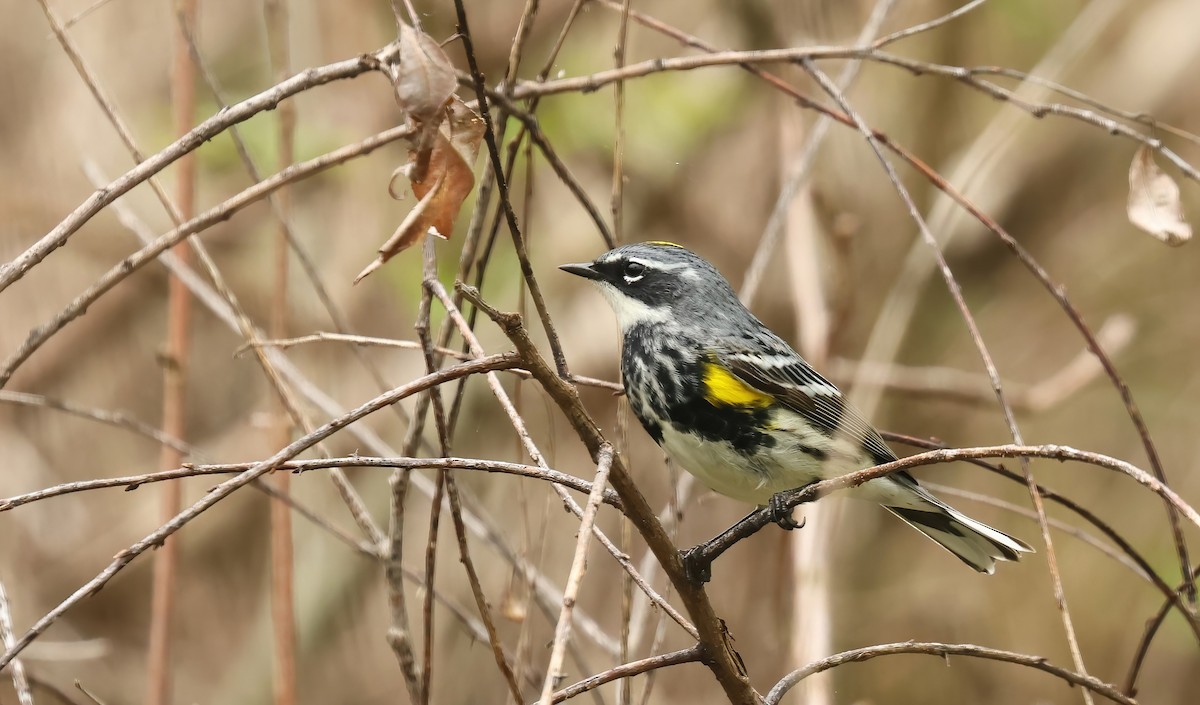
top-left (1, 0), bottom-right (1198, 703)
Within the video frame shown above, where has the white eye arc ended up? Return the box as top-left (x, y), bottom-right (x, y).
top-left (622, 260), bottom-right (647, 284)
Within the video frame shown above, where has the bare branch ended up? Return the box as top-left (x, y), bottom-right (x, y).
top-left (460, 283), bottom-right (755, 704)
top-left (0, 578), bottom-right (33, 705)
top-left (872, 0), bottom-right (989, 48)
top-left (543, 645), bottom-right (703, 705)
top-left (0, 353), bottom-right (522, 670)
top-left (445, 472), bottom-right (525, 703)
top-left (765, 642), bottom-right (1135, 705)
top-left (0, 456), bottom-right (621, 516)
top-left (0, 44), bottom-right (402, 295)
top-left (537, 445), bottom-right (614, 705)
top-left (804, 60), bottom-right (1093, 701)
top-left (685, 443), bottom-right (1200, 573)
top-left (0, 125), bottom-right (412, 389)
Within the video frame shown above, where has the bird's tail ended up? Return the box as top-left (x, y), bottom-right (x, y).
top-left (886, 492), bottom-right (1034, 574)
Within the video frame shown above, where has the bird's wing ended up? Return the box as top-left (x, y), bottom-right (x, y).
top-left (711, 341), bottom-right (898, 465)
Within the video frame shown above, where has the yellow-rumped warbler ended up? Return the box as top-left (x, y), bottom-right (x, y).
top-left (561, 241), bottom-right (1032, 575)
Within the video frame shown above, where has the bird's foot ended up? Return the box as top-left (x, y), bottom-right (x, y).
top-left (769, 490), bottom-right (809, 531)
top-left (679, 544), bottom-right (713, 584)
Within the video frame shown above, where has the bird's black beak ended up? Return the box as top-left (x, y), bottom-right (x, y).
top-left (559, 262), bottom-right (602, 281)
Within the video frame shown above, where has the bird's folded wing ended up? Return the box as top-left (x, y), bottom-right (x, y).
top-left (712, 343), bottom-right (898, 465)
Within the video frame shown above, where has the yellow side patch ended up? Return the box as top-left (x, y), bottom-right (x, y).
top-left (702, 362), bottom-right (772, 408)
top-left (646, 240), bottom-right (684, 249)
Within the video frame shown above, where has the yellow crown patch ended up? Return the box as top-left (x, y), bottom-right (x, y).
top-left (646, 240), bottom-right (684, 249)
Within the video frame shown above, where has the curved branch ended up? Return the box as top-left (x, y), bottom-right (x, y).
top-left (765, 642), bottom-right (1136, 705)
top-left (689, 444), bottom-right (1200, 573)
top-left (882, 432), bottom-right (1200, 642)
top-left (0, 43), bottom-right (401, 295)
top-left (1123, 564), bottom-right (1200, 695)
top-left (542, 645), bottom-right (703, 704)
top-left (0, 353), bottom-right (522, 671)
top-left (0, 124), bottom-right (414, 389)
top-left (461, 284), bottom-right (758, 704)
top-left (0, 456), bottom-right (622, 514)
top-left (592, 0), bottom-right (1194, 606)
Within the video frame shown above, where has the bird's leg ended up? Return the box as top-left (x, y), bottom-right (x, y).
top-left (677, 483), bottom-right (820, 584)
top-left (677, 509), bottom-right (763, 584)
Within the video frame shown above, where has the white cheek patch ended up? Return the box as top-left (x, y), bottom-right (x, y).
top-left (592, 281), bottom-right (670, 330)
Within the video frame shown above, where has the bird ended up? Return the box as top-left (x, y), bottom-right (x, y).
top-left (560, 241), bottom-right (1033, 578)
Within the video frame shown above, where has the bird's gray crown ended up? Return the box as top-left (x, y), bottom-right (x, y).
top-left (570, 242), bottom-right (756, 333)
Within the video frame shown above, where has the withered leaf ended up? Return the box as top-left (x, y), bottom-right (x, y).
top-left (1127, 144), bottom-right (1192, 246)
top-left (410, 97), bottom-right (485, 240)
top-left (355, 97), bottom-right (485, 284)
top-left (393, 23), bottom-right (456, 124)
top-left (355, 171), bottom-right (445, 284)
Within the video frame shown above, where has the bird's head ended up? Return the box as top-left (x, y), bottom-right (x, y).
top-left (560, 242), bottom-right (737, 331)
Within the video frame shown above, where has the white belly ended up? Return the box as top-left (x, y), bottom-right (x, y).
top-left (658, 412), bottom-right (919, 508)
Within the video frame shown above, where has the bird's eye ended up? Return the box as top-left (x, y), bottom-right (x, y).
top-left (623, 261), bottom-right (646, 281)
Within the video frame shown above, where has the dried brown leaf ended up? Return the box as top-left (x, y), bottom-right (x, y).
top-left (355, 171), bottom-right (446, 285)
top-left (393, 23), bottom-right (456, 124)
top-left (356, 98), bottom-right (485, 283)
top-left (410, 97), bottom-right (485, 240)
top-left (1127, 144), bottom-right (1192, 246)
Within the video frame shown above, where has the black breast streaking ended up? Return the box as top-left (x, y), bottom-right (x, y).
top-left (621, 324), bottom-right (777, 454)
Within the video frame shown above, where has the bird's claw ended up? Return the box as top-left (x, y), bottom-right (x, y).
top-left (769, 492), bottom-right (806, 531)
top-left (679, 545), bottom-right (713, 584)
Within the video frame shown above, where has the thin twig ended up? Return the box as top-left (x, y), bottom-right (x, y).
top-left (264, 2), bottom-right (297, 704)
top-left (804, 60), bottom-right (1094, 703)
top-left (147, 0), bottom-right (197, 699)
top-left (500, 46), bottom-right (1197, 183)
top-left (611, 6), bottom-right (633, 700)
top-left (445, 472), bottom-right (525, 703)
top-left (0, 578), bottom-right (34, 705)
top-left (538, 445), bottom-right (614, 705)
top-left (872, 0), bottom-right (989, 48)
top-left (543, 645), bottom-right (703, 705)
top-left (963, 65), bottom-right (1200, 148)
top-left (686, 443), bottom-right (1200, 571)
top-left (0, 391), bottom-right (190, 455)
top-left (0, 457), bottom-right (622, 514)
top-left (0, 43), bottom-right (403, 296)
top-left (453, 0), bottom-right (571, 377)
top-left (416, 234), bottom-right (453, 705)
top-left (385, 455), bottom-right (423, 704)
top-left (72, 682), bottom-right (106, 705)
top-left (1124, 565), bottom-right (1200, 696)
top-left (1, 124), bottom-right (412, 388)
top-left (0, 354), bottom-right (522, 670)
top-left (461, 284), bottom-right (755, 704)
top-left (60, 0), bottom-right (120, 29)
top-left (764, 642), bottom-right (1135, 705)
